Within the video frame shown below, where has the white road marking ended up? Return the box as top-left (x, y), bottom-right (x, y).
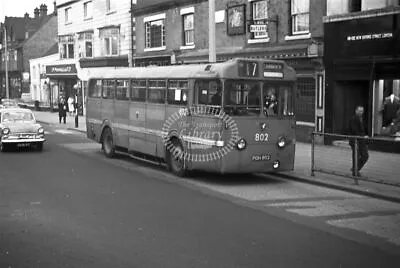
top-left (328, 214), bottom-right (400, 246)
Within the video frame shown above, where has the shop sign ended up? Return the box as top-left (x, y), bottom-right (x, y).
top-left (250, 24), bottom-right (267, 33)
top-left (22, 72), bottom-right (30, 82)
top-left (347, 32), bottom-right (393, 41)
top-left (227, 4), bottom-right (246, 35)
top-left (46, 64), bottom-right (77, 75)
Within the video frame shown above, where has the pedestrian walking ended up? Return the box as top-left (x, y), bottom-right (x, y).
top-left (348, 105), bottom-right (369, 176)
top-left (68, 95), bottom-right (75, 116)
top-left (58, 97), bottom-right (67, 124)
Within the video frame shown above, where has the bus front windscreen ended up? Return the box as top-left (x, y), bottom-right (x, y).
top-left (224, 80), bottom-right (262, 116)
top-left (224, 80), bottom-right (294, 117)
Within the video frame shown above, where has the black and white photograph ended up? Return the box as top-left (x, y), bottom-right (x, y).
top-left (1, 0), bottom-right (400, 267)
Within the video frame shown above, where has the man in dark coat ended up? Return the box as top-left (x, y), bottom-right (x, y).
top-left (348, 106), bottom-right (369, 176)
top-left (58, 97), bottom-right (67, 124)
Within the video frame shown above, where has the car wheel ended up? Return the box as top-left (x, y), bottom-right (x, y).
top-left (36, 142), bottom-right (43, 152)
top-left (166, 139), bottom-right (187, 177)
top-left (102, 128), bottom-right (115, 158)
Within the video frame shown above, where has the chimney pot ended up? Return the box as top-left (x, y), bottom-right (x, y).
top-left (34, 7), bottom-right (40, 18)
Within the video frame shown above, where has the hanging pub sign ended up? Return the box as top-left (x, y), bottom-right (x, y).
top-left (227, 4), bottom-right (246, 35)
top-left (263, 62), bottom-right (284, 78)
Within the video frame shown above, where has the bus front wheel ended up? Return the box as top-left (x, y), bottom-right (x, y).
top-left (102, 128), bottom-right (115, 158)
top-left (166, 139), bottom-right (186, 177)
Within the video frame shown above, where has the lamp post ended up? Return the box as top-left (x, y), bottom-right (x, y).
top-left (208, 0), bottom-right (216, 63)
top-left (45, 77), bottom-right (52, 112)
top-left (2, 26), bottom-right (10, 99)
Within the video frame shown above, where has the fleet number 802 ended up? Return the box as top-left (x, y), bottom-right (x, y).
top-left (255, 133), bottom-right (269, 142)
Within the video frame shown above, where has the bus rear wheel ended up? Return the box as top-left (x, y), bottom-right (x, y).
top-left (166, 139), bottom-right (186, 177)
top-left (102, 128), bottom-right (115, 158)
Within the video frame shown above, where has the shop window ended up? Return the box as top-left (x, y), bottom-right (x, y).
top-left (148, 80), bottom-right (166, 103)
top-left (116, 80), bottom-right (129, 100)
top-left (84, 1), bottom-right (93, 19)
top-left (168, 80), bottom-right (189, 105)
top-left (131, 80), bottom-right (147, 102)
top-left (290, 0), bottom-right (310, 35)
top-left (182, 13), bottom-right (194, 46)
top-left (295, 77), bottom-right (315, 122)
top-left (59, 35), bottom-right (75, 59)
top-left (250, 0), bottom-right (269, 40)
top-left (145, 16), bottom-right (166, 49)
top-left (100, 28), bottom-right (119, 56)
top-left (78, 32), bottom-right (93, 58)
top-left (102, 80), bottom-right (115, 99)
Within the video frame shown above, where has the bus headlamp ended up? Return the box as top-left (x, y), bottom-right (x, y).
top-left (37, 127), bottom-right (44, 134)
top-left (237, 138), bottom-right (246, 150)
top-left (273, 160), bottom-right (280, 169)
top-left (2, 128), bottom-right (10, 135)
top-left (277, 136), bottom-right (286, 148)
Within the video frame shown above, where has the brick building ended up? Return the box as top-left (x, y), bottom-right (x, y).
top-left (132, 0), bottom-right (325, 142)
top-left (0, 4), bottom-right (54, 99)
top-left (45, 0), bottom-right (135, 114)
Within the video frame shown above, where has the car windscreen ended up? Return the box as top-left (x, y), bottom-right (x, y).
top-left (1, 111), bottom-right (34, 122)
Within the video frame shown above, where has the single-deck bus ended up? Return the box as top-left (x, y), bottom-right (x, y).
top-left (86, 58), bottom-right (296, 176)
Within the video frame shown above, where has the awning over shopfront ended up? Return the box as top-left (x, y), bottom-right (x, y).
top-left (45, 63), bottom-right (78, 79)
top-left (175, 43), bottom-right (316, 64)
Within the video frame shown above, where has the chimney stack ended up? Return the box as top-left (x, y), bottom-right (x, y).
top-left (34, 7), bottom-right (40, 18)
top-left (24, 12), bottom-right (30, 19)
top-left (39, 4), bottom-right (48, 17)
top-left (53, 1), bottom-right (57, 15)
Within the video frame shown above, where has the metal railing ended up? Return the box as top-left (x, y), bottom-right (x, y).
top-left (311, 132), bottom-right (400, 187)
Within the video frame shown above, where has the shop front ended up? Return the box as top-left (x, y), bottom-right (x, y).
top-left (45, 63), bottom-right (84, 115)
top-left (324, 8), bottom-right (400, 150)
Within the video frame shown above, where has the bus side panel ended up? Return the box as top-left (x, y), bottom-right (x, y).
top-left (128, 102), bottom-right (148, 154)
top-left (146, 104), bottom-right (166, 156)
top-left (114, 100), bottom-right (129, 149)
top-left (86, 97), bottom-right (102, 143)
top-left (101, 99), bottom-right (115, 137)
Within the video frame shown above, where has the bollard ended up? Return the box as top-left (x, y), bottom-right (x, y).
top-left (75, 113), bottom-right (78, 128)
top-left (353, 139), bottom-right (359, 185)
top-left (311, 132), bottom-right (315, 177)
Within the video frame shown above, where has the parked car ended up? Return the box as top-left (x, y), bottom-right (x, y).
top-left (0, 98), bottom-right (19, 109)
top-left (0, 108), bottom-right (45, 152)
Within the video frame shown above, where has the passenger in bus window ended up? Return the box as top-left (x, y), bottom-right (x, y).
top-left (264, 88), bottom-right (278, 116)
top-left (211, 84), bottom-right (222, 105)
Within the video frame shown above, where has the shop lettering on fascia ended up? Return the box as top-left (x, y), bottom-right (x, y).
top-left (45, 64), bottom-right (77, 76)
top-left (347, 32), bottom-right (393, 41)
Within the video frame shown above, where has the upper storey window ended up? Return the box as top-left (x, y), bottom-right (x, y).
top-left (251, 0), bottom-right (269, 39)
top-left (290, 0), bottom-right (310, 35)
top-left (144, 14), bottom-right (166, 50)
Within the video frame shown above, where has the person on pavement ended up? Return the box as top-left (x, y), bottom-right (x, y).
top-left (58, 97), bottom-right (67, 124)
top-left (348, 105), bottom-right (369, 176)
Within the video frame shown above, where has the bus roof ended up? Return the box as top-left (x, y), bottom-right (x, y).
top-left (86, 58), bottom-right (296, 81)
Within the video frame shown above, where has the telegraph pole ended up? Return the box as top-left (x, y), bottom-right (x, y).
top-left (4, 26), bottom-right (9, 99)
top-left (208, 0), bottom-right (216, 63)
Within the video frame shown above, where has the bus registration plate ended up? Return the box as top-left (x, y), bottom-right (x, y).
top-left (252, 154), bottom-right (271, 161)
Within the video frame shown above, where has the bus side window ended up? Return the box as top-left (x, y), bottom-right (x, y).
top-left (148, 80), bottom-right (166, 104)
top-left (168, 80), bottom-right (188, 105)
top-left (116, 79), bottom-right (129, 101)
top-left (131, 80), bottom-right (147, 102)
top-left (102, 80), bottom-right (116, 99)
top-left (196, 80), bottom-right (221, 105)
top-left (89, 80), bottom-right (102, 98)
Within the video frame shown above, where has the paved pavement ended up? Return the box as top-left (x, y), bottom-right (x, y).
top-left (32, 110), bottom-right (400, 203)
